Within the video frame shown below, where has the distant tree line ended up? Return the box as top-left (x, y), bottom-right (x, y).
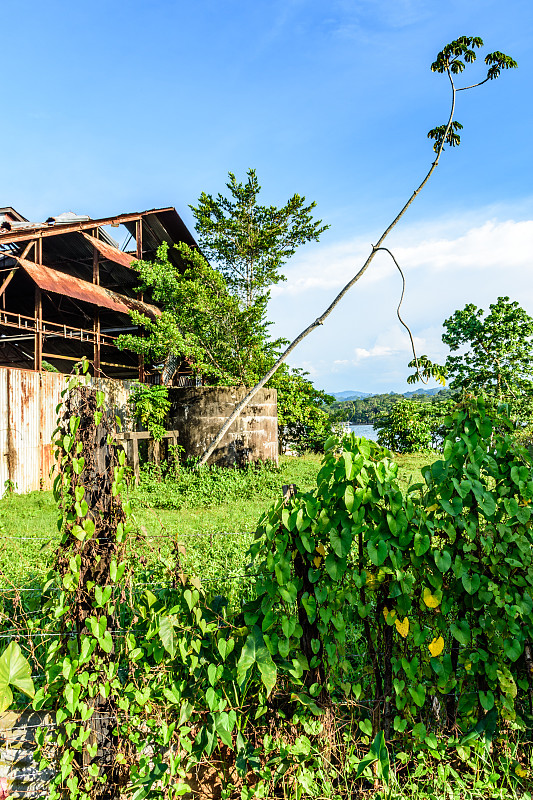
top-left (327, 389), bottom-right (451, 425)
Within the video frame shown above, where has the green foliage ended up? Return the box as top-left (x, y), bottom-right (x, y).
top-left (118, 242), bottom-right (278, 386)
top-left (135, 457), bottom-right (283, 509)
top-left (442, 297), bottom-right (533, 405)
top-left (269, 365), bottom-right (336, 453)
top-left (428, 36), bottom-right (516, 152)
top-left (374, 398), bottom-right (454, 453)
top-left (129, 383), bottom-right (171, 441)
top-left (328, 389), bottom-right (451, 425)
top-left (407, 354), bottom-right (448, 386)
top-left (191, 168), bottom-right (329, 308)
top-left (0, 641), bottom-right (35, 712)
top-left (7, 374), bottom-right (533, 798)
top-left (248, 395), bottom-right (533, 766)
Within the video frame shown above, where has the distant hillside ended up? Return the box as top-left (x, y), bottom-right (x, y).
top-left (331, 390), bottom-right (373, 400)
top-left (328, 387), bottom-right (451, 425)
top-left (403, 387), bottom-right (443, 398)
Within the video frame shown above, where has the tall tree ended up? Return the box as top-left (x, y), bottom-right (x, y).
top-left (197, 36), bottom-right (517, 466)
top-left (116, 242), bottom-right (281, 387)
top-left (442, 296), bottom-right (533, 401)
top-left (190, 169), bottom-right (329, 307)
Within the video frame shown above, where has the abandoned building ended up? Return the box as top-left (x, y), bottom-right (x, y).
top-left (0, 205), bottom-right (278, 491)
top-left (0, 205), bottom-right (198, 381)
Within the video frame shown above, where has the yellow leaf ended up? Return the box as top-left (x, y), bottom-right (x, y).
top-left (383, 607), bottom-right (396, 622)
top-left (465, 660), bottom-right (472, 671)
top-left (423, 588), bottom-right (440, 609)
top-left (395, 617), bottom-right (409, 638)
top-left (427, 503), bottom-right (438, 513)
top-left (313, 555), bottom-right (322, 568)
top-left (316, 544), bottom-right (326, 556)
top-left (515, 765), bottom-right (528, 777)
top-left (428, 636), bottom-right (444, 657)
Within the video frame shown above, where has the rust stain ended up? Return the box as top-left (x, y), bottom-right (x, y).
top-left (15, 258), bottom-right (160, 319)
top-left (82, 233), bottom-right (137, 269)
top-left (5, 369), bottom-right (16, 482)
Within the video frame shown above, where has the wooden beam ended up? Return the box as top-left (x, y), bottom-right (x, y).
top-left (34, 240), bottom-right (43, 371)
top-left (0, 209), bottom-right (175, 245)
top-left (0, 269), bottom-right (16, 298)
top-left (34, 287), bottom-right (42, 372)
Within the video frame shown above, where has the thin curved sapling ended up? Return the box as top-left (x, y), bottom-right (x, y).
top-left (198, 36), bottom-right (517, 466)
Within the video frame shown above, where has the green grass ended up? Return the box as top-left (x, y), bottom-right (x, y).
top-left (0, 450), bottom-right (429, 592)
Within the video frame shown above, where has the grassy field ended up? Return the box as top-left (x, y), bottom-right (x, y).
top-left (2, 449), bottom-right (531, 799)
top-left (0, 450), bottom-right (428, 592)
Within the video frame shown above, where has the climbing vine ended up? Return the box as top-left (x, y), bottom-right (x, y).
top-left (14, 367), bottom-right (533, 798)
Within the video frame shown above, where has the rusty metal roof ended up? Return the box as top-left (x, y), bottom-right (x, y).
top-left (16, 258), bottom-right (160, 319)
top-left (82, 232), bottom-right (137, 268)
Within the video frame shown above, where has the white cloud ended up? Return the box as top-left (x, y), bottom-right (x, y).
top-left (268, 208), bottom-right (533, 393)
top-left (274, 217), bottom-right (533, 297)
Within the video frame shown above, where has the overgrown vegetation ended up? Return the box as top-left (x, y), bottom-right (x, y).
top-left (4, 371), bottom-right (533, 800)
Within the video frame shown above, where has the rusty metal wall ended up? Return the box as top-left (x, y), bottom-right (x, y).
top-left (0, 367), bottom-right (131, 495)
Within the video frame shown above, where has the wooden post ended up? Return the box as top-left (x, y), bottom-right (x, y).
top-left (34, 286), bottom-right (42, 372)
top-left (92, 230), bottom-right (101, 377)
top-left (94, 311), bottom-right (101, 377)
top-left (135, 219), bottom-right (145, 382)
top-left (92, 229), bottom-right (100, 285)
top-left (34, 239), bottom-right (43, 372)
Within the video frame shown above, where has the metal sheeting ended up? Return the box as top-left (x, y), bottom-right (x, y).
top-left (81, 233), bottom-right (137, 269)
top-left (16, 259), bottom-right (160, 319)
top-left (0, 367), bottom-right (130, 493)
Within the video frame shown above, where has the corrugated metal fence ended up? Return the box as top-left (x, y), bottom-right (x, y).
top-left (0, 367), bottom-right (130, 494)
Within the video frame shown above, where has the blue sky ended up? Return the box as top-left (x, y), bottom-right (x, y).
top-left (3, 0), bottom-right (532, 393)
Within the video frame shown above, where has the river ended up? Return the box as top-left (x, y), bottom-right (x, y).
top-left (346, 423), bottom-right (378, 442)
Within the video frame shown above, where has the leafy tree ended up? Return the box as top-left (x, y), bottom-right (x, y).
top-left (117, 242), bottom-right (281, 387)
top-left (129, 382), bottom-right (171, 442)
top-left (374, 398), bottom-right (453, 453)
top-left (198, 36), bottom-right (517, 466)
top-left (269, 366), bottom-right (335, 453)
top-left (442, 296), bottom-right (533, 403)
top-left (190, 169), bottom-right (329, 307)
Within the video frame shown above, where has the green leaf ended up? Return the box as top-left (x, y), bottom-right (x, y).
top-left (462, 572), bottom-right (481, 595)
top-left (0, 642), bottom-right (35, 712)
top-left (479, 690), bottom-right (495, 711)
top-left (367, 539), bottom-right (388, 566)
top-left (478, 493), bottom-right (496, 518)
top-left (434, 549), bottom-right (452, 573)
top-left (330, 528), bottom-right (352, 558)
top-left (324, 553), bottom-right (347, 581)
top-left (344, 484), bottom-right (355, 512)
top-left (236, 626), bottom-right (277, 696)
top-left (450, 620), bottom-right (470, 645)
top-left (414, 533), bottom-right (430, 556)
top-left (408, 683), bottom-right (426, 707)
top-left (159, 615), bottom-right (178, 658)
top-left (503, 638), bottom-right (522, 662)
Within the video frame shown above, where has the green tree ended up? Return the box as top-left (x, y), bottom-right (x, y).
top-left (442, 296), bottom-right (533, 402)
top-left (269, 366), bottom-right (335, 453)
top-left (191, 169), bottom-right (329, 307)
top-left (198, 36), bottom-right (517, 466)
top-left (374, 397), bottom-right (453, 452)
top-left (117, 242), bottom-right (281, 386)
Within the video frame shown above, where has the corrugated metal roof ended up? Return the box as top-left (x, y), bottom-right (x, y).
top-left (82, 232), bottom-right (137, 268)
top-left (16, 258), bottom-right (160, 318)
